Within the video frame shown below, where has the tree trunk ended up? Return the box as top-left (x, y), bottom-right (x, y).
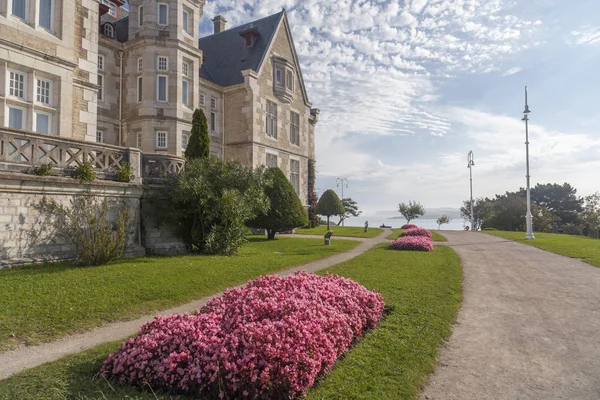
top-left (327, 216), bottom-right (330, 230)
top-left (267, 230), bottom-right (276, 240)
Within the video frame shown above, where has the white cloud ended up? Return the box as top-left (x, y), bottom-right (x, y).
top-left (503, 66), bottom-right (522, 76)
top-left (569, 26), bottom-right (600, 46)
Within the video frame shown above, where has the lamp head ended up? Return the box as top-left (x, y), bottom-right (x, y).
top-left (522, 114), bottom-right (529, 121)
top-left (523, 105), bottom-right (531, 114)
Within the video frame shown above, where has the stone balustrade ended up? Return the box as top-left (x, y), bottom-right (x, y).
top-left (142, 153), bottom-right (185, 179)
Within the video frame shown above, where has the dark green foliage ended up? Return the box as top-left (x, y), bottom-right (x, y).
top-left (398, 200), bottom-right (426, 224)
top-left (30, 162), bottom-right (56, 176)
top-left (115, 161), bottom-right (135, 182)
top-left (460, 197), bottom-right (494, 231)
top-left (157, 157), bottom-right (269, 255)
top-left (521, 183), bottom-right (584, 224)
top-left (307, 159), bottom-right (319, 224)
top-left (72, 162), bottom-right (97, 182)
top-left (185, 109), bottom-right (210, 160)
top-left (35, 193), bottom-right (129, 266)
top-left (337, 197), bottom-right (362, 225)
top-left (316, 189), bottom-right (345, 230)
top-left (248, 167), bottom-right (308, 240)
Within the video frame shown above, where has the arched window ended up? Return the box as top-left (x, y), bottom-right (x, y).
top-left (103, 23), bottom-right (114, 38)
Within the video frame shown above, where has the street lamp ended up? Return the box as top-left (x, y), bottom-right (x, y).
top-left (522, 86), bottom-right (535, 240)
top-left (467, 151), bottom-right (475, 231)
top-left (336, 177), bottom-right (348, 226)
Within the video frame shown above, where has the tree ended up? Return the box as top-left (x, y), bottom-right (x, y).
top-left (307, 159), bottom-right (319, 226)
top-left (248, 167), bottom-right (308, 240)
top-left (184, 109), bottom-right (210, 160)
top-left (460, 197), bottom-right (493, 231)
top-left (156, 158), bottom-right (269, 255)
top-left (337, 198), bottom-right (362, 226)
top-left (436, 214), bottom-right (451, 230)
top-left (316, 189), bottom-right (345, 230)
top-left (398, 201), bottom-right (425, 224)
top-left (581, 192), bottom-right (600, 237)
top-left (519, 183), bottom-right (583, 225)
top-left (483, 192), bottom-right (527, 231)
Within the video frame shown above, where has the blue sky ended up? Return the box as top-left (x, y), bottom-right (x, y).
top-left (199, 0), bottom-right (600, 215)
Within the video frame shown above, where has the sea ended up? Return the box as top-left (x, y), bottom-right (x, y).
top-left (339, 215), bottom-right (466, 231)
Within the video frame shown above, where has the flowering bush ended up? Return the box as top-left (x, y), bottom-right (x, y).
top-left (100, 272), bottom-right (384, 398)
top-left (401, 227), bottom-right (432, 238)
top-left (401, 224), bottom-right (417, 229)
top-left (390, 236), bottom-right (434, 252)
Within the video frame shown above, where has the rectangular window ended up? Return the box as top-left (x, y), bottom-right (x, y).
top-left (96, 131), bottom-right (103, 143)
top-left (157, 75), bottom-right (167, 101)
top-left (275, 69), bottom-right (282, 86)
top-left (36, 79), bottom-right (51, 105)
top-left (182, 61), bottom-right (189, 77)
top-left (137, 57), bottom-right (143, 72)
top-left (157, 56), bottom-right (168, 71)
top-left (12, 0), bottom-right (26, 19)
top-left (97, 74), bottom-right (104, 101)
top-left (182, 79), bottom-right (189, 107)
top-left (137, 76), bottom-right (143, 102)
top-left (266, 153), bottom-right (278, 168)
top-left (101, 0), bottom-right (115, 16)
top-left (35, 112), bottom-right (51, 134)
top-left (156, 131), bottom-right (167, 148)
top-left (182, 10), bottom-right (189, 34)
top-left (98, 55), bottom-right (104, 71)
top-left (182, 133), bottom-right (189, 151)
top-left (8, 106), bottom-right (24, 129)
top-left (290, 159), bottom-right (300, 195)
top-left (286, 70), bottom-right (293, 91)
top-left (157, 3), bottom-right (168, 26)
top-left (210, 112), bottom-right (216, 132)
top-left (138, 6), bottom-right (144, 26)
top-left (39, 0), bottom-right (52, 30)
top-left (200, 93), bottom-right (205, 106)
top-left (210, 97), bottom-right (216, 109)
top-left (137, 132), bottom-right (142, 148)
top-left (265, 101), bottom-right (277, 138)
top-left (9, 71), bottom-right (26, 99)
top-left (290, 111), bottom-right (300, 146)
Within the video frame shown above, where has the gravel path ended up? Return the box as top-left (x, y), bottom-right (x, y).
top-left (423, 231), bottom-right (600, 400)
top-left (0, 229), bottom-right (391, 381)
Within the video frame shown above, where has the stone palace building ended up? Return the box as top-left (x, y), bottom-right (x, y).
top-left (0, 0), bottom-right (318, 203)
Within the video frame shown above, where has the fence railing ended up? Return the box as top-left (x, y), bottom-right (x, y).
top-left (0, 128), bottom-right (185, 183)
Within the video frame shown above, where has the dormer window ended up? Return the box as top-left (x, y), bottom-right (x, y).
top-left (272, 56), bottom-right (294, 103)
top-left (103, 23), bottom-right (114, 38)
top-left (239, 28), bottom-right (259, 47)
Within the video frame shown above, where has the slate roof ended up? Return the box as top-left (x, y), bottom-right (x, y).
top-left (198, 11), bottom-right (284, 87)
top-left (100, 7), bottom-right (129, 43)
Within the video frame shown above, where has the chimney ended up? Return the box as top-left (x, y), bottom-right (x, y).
top-left (212, 15), bottom-right (227, 34)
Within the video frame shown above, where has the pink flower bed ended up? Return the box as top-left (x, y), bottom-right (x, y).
top-left (401, 227), bottom-right (432, 238)
top-left (401, 224), bottom-right (417, 229)
top-left (100, 272), bottom-right (384, 399)
top-left (390, 236), bottom-right (434, 252)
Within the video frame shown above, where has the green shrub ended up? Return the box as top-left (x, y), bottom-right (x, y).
top-left (30, 162), bottom-right (56, 176)
top-left (35, 193), bottom-right (129, 265)
top-left (185, 109), bottom-right (210, 160)
top-left (248, 167), bottom-right (308, 240)
top-left (72, 162), bottom-right (97, 183)
top-left (156, 157), bottom-right (269, 255)
top-left (316, 189), bottom-right (345, 230)
top-left (115, 161), bottom-right (135, 182)
top-left (482, 227), bottom-right (498, 231)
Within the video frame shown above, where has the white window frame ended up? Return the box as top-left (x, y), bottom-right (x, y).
top-left (7, 105), bottom-right (26, 130)
top-left (97, 74), bottom-right (104, 102)
top-left (210, 97), bottom-right (217, 109)
top-left (36, 78), bottom-right (52, 106)
top-left (137, 132), bottom-right (142, 148)
top-left (182, 79), bottom-right (190, 108)
top-left (290, 111), bottom-right (300, 146)
top-left (156, 75), bottom-right (168, 102)
top-left (96, 130), bottom-right (104, 143)
top-left (182, 61), bottom-right (189, 77)
top-left (138, 6), bottom-right (144, 26)
top-left (98, 55), bottom-right (104, 71)
top-left (157, 3), bottom-right (168, 26)
top-left (137, 57), bottom-right (143, 73)
top-left (137, 76), bottom-right (143, 103)
top-left (181, 132), bottom-right (189, 152)
top-left (34, 110), bottom-right (52, 134)
top-left (157, 56), bottom-right (168, 72)
top-left (286, 70), bottom-right (293, 91)
top-left (103, 24), bottom-right (114, 38)
top-left (8, 70), bottom-right (27, 100)
top-left (155, 131), bottom-right (167, 149)
top-left (266, 152), bottom-right (278, 168)
top-left (265, 101), bottom-right (277, 139)
top-left (210, 111), bottom-right (216, 133)
top-left (38, 0), bottom-right (54, 31)
top-left (101, 0), bottom-right (116, 17)
top-left (290, 159), bottom-right (300, 195)
top-left (182, 9), bottom-right (190, 35)
top-left (11, 0), bottom-right (28, 21)
top-left (199, 93), bottom-right (205, 106)
top-left (275, 68), bottom-right (283, 86)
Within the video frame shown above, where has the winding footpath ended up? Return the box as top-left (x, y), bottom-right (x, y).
top-left (0, 229), bottom-right (391, 381)
top-left (423, 231), bottom-right (600, 400)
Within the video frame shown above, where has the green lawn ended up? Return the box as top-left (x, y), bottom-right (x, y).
top-left (0, 243), bottom-right (463, 400)
top-left (295, 225), bottom-right (383, 238)
top-left (387, 229), bottom-right (448, 242)
top-left (483, 231), bottom-right (600, 268)
top-left (0, 237), bottom-right (358, 353)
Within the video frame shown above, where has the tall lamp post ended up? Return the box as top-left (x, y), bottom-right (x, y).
top-left (336, 177), bottom-right (348, 226)
top-left (467, 151), bottom-right (475, 230)
top-left (522, 86), bottom-right (535, 240)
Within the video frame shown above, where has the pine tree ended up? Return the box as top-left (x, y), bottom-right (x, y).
top-left (185, 109), bottom-right (210, 160)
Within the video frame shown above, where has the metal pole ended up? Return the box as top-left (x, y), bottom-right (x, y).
top-left (468, 151), bottom-right (474, 230)
top-left (523, 86), bottom-right (535, 240)
top-left (336, 177), bottom-right (348, 226)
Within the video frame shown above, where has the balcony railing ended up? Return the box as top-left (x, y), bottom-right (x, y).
top-left (142, 153), bottom-right (185, 178)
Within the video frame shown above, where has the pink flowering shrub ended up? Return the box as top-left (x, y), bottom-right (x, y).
top-left (390, 236), bottom-right (434, 252)
top-left (401, 227), bottom-right (432, 238)
top-left (100, 272), bottom-right (384, 398)
top-left (401, 223), bottom-right (417, 229)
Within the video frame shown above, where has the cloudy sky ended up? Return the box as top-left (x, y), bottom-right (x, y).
top-left (199, 0), bottom-right (600, 216)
